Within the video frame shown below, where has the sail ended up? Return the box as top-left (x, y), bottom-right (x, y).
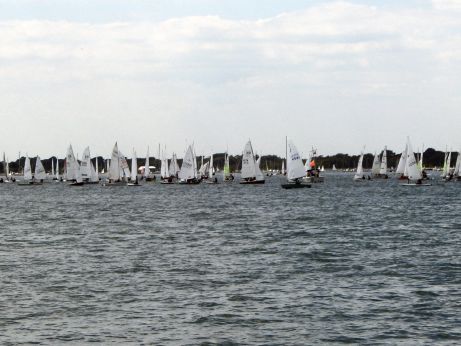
top-left (179, 145), bottom-right (197, 180)
top-left (255, 158), bottom-right (264, 181)
top-left (281, 160), bottom-right (285, 175)
top-left (396, 144), bottom-right (407, 174)
top-left (109, 142), bottom-right (121, 181)
top-left (80, 147), bottom-right (92, 180)
top-left (379, 146), bottom-right (387, 175)
top-left (51, 159), bottom-right (55, 177)
top-left (454, 150), bottom-right (461, 176)
top-left (3, 153), bottom-right (9, 178)
top-left (332, 164), bottom-right (337, 171)
top-left (208, 154), bottom-right (214, 178)
top-left (24, 156), bottom-right (32, 180)
top-left (161, 156), bottom-right (169, 179)
top-left (34, 156), bottom-right (46, 180)
top-left (89, 158), bottom-right (98, 183)
top-left (241, 140), bottom-right (257, 179)
top-left (56, 159), bottom-right (60, 180)
top-left (66, 145), bottom-right (80, 181)
top-left (223, 153), bottom-right (230, 178)
top-left (199, 161), bottom-right (209, 177)
top-left (119, 152), bottom-right (131, 179)
top-left (354, 151), bottom-right (364, 179)
top-left (287, 140), bottom-right (306, 180)
top-left (405, 138), bottom-right (422, 181)
top-left (143, 147), bottom-right (150, 178)
top-left (371, 152), bottom-right (381, 175)
top-left (131, 150), bottom-right (138, 181)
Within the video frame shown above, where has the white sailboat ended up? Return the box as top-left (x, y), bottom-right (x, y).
top-left (34, 156), bottom-right (47, 181)
top-left (18, 156), bottom-right (38, 185)
top-left (281, 139), bottom-right (311, 189)
top-left (281, 160), bottom-right (286, 175)
top-left (206, 153), bottom-right (218, 184)
top-left (442, 149), bottom-right (453, 181)
top-left (2, 153), bottom-right (11, 183)
top-left (240, 140), bottom-right (265, 184)
top-left (160, 149), bottom-right (170, 180)
top-left (66, 145), bottom-right (84, 186)
top-left (378, 146), bottom-right (388, 178)
top-left (332, 164), bottom-right (337, 171)
top-left (371, 151), bottom-right (381, 177)
top-left (128, 150), bottom-right (141, 186)
top-left (143, 147), bottom-right (154, 181)
top-left (402, 138), bottom-right (431, 186)
top-left (353, 149), bottom-right (365, 181)
top-left (107, 142), bottom-right (127, 185)
top-left (453, 149), bottom-right (461, 181)
top-left (178, 144), bottom-right (200, 184)
top-left (55, 159), bottom-right (60, 181)
top-left (395, 144), bottom-right (408, 179)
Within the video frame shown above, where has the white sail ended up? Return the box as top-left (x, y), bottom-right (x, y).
top-left (454, 149), bottom-right (461, 176)
top-left (24, 156), bottom-right (32, 180)
top-left (208, 154), bottom-right (214, 178)
top-left (168, 154), bottom-right (178, 177)
top-left (371, 152), bottom-right (381, 175)
top-left (109, 142), bottom-right (121, 181)
top-left (354, 151), bottom-right (364, 180)
top-left (161, 153), bottom-right (169, 179)
top-left (199, 161), bottom-right (209, 177)
top-left (281, 160), bottom-right (285, 175)
top-left (34, 156), bottom-right (46, 180)
top-left (395, 144), bottom-right (407, 174)
top-left (379, 146), bottom-right (387, 175)
top-left (89, 158), bottom-right (98, 183)
top-left (144, 147), bottom-right (150, 178)
top-left (255, 158), bottom-right (264, 181)
top-left (131, 150), bottom-right (138, 181)
top-left (56, 159), bottom-right (60, 180)
top-left (3, 153), bottom-right (9, 178)
top-left (66, 145), bottom-right (80, 181)
top-left (405, 138), bottom-right (422, 181)
top-left (332, 164), bottom-right (337, 171)
top-left (95, 157), bottom-right (98, 177)
top-left (287, 140), bottom-right (306, 180)
top-left (179, 145), bottom-right (197, 180)
top-left (80, 147), bottom-right (92, 180)
top-left (223, 153), bottom-right (230, 179)
top-left (119, 151), bottom-right (131, 179)
top-left (241, 140), bottom-right (257, 179)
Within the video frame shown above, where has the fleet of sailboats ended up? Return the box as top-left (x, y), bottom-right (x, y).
top-left (1, 138), bottom-right (459, 188)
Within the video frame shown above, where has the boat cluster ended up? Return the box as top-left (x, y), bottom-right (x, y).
top-left (0, 138), bottom-right (459, 188)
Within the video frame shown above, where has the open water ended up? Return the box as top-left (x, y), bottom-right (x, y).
top-left (0, 173), bottom-right (460, 345)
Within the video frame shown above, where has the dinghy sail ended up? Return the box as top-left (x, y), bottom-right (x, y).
top-left (240, 140), bottom-right (265, 184)
top-left (282, 139), bottom-right (311, 189)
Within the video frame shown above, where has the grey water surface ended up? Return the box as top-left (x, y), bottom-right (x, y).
top-left (1, 173), bottom-right (460, 345)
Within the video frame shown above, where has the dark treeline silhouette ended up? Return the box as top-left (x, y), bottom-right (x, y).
top-left (1, 148), bottom-right (456, 174)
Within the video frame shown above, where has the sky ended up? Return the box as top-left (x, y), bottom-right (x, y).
top-left (0, 0), bottom-right (460, 159)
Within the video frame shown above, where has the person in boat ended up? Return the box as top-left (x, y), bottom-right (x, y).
top-left (367, 175), bottom-right (371, 180)
top-left (416, 179), bottom-right (422, 185)
top-left (214, 177), bottom-right (218, 183)
top-left (167, 176), bottom-right (173, 183)
top-left (362, 176), bottom-right (365, 180)
top-left (0, 178), bottom-right (3, 183)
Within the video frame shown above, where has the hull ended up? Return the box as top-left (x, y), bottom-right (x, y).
top-left (17, 181), bottom-right (43, 186)
top-left (178, 178), bottom-right (201, 185)
top-left (127, 183), bottom-right (142, 187)
top-left (161, 181), bottom-right (175, 184)
top-left (69, 181), bottom-right (84, 186)
top-left (281, 183), bottom-right (311, 189)
top-left (103, 181), bottom-right (127, 186)
top-left (402, 183), bottom-right (432, 186)
top-left (239, 179), bottom-right (265, 184)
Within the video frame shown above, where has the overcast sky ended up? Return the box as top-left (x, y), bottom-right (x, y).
top-left (0, 0), bottom-right (460, 159)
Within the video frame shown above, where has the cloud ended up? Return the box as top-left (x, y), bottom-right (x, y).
top-left (0, 1), bottom-right (460, 156)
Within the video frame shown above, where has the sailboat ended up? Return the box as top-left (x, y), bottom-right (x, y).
top-left (168, 153), bottom-right (180, 179)
top-left (127, 150), bottom-right (141, 186)
top-left (332, 164), bottom-right (337, 171)
top-left (378, 146), bottom-right (388, 178)
top-left (55, 158), bottom-right (61, 181)
top-left (66, 145), bottom-right (84, 186)
top-left (223, 152), bottom-right (233, 182)
top-left (240, 140), bottom-right (265, 184)
top-left (281, 160), bottom-right (286, 175)
top-left (453, 149), bottom-right (461, 181)
top-left (143, 147), bottom-right (154, 181)
top-left (178, 144), bottom-right (201, 184)
top-left (206, 153), bottom-right (218, 184)
top-left (353, 149), bottom-right (366, 181)
top-left (18, 156), bottom-right (37, 185)
top-left (281, 139), bottom-right (311, 189)
top-left (81, 147), bottom-right (99, 184)
top-left (401, 138), bottom-right (431, 186)
top-left (442, 149), bottom-right (453, 181)
top-left (371, 151), bottom-right (381, 178)
top-left (106, 142), bottom-right (128, 186)
top-left (395, 144), bottom-right (408, 180)
top-left (2, 153), bottom-right (11, 183)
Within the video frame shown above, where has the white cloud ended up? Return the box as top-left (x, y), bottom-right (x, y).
top-left (0, 1), bottom-right (460, 156)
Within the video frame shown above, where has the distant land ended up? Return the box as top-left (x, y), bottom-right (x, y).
top-left (1, 148), bottom-right (456, 174)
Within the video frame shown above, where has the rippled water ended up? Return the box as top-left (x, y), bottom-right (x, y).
top-left (1, 173), bottom-right (460, 345)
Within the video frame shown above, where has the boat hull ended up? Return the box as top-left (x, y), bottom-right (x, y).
top-left (281, 183), bottom-right (311, 189)
top-left (239, 179), bottom-right (265, 184)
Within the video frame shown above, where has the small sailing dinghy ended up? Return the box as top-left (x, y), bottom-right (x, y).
top-left (240, 140), bottom-right (265, 184)
top-left (66, 145), bottom-right (84, 186)
top-left (178, 144), bottom-right (201, 184)
top-left (127, 150), bottom-right (141, 186)
top-left (353, 148), bottom-right (366, 181)
top-left (281, 139), bottom-right (311, 189)
top-left (223, 152), bottom-right (234, 182)
top-left (105, 142), bottom-right (129, 186)
top-left (401, 138), bottom-right (431, 186)
top-left (205, 153), bottom-right (218, 184)
top-left (18, 156), bottom-right (43, 185)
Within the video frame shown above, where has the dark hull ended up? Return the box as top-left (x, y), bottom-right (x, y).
top-left (239, 180), bottom-right (265, 185)
top-left (69, 182), bottom-right (84, 186)
top-left (281, 183), bottom-right (311, 189)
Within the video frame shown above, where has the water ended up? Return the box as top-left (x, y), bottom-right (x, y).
top-left (1, 173), bottom-right (460, 345)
